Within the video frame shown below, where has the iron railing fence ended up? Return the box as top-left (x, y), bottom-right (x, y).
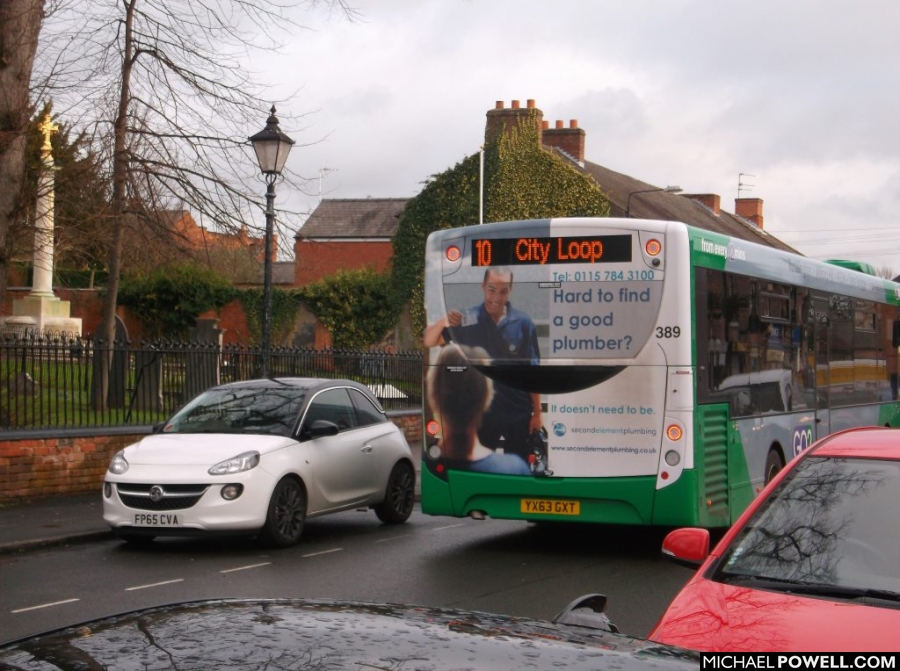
top-left (0, 331), bottom-right (423, 432)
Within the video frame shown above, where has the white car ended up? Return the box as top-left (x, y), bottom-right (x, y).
top-left (103, 378), bottom-right (416, 547)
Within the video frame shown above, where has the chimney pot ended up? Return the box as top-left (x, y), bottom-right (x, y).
top-left (542, 121), bottom-right (549, 130)
top-left (555, 120), bottom-right (564, 129)
top-left (527, 99), bottom-right (535, 109)
top-left (485, 99), bottom-right (544, 146)
top-left (570, 119), bottom-right (578, 129)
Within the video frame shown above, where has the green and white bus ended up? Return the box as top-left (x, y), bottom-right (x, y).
top-left (421, 218), bottom-right (900, 528)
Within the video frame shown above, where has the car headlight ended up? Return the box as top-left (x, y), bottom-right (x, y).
top-left (209, 451), bottom-right (260, 476)
top-left (108, 450), bottom-right (129, 475)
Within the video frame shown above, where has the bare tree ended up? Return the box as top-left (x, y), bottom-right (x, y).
top-left (0, 0), bottom-right (46, 300)
top-left (34, 0), bottom-right (355, 408)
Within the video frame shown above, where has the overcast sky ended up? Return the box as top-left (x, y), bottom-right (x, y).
top-left (260, 0), bottom-right (899, 273)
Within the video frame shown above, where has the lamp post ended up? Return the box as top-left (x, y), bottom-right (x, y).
top-left (625, 185), bottom-right (682, 217)
top-left (249, 106), bottom-right (294, 378)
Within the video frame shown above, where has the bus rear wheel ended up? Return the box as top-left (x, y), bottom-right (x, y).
top-left (764, 450), bottom-right (785, 485)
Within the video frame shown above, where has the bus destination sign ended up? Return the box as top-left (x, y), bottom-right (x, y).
top-left (471, 235), bottom-right (632, 266)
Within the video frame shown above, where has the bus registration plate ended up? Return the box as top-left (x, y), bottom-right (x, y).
top-left (520, 499), bottom-right (580, 516)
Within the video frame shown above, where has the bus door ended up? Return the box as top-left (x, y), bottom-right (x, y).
top-left (812, 293), bottom-right (830, 438)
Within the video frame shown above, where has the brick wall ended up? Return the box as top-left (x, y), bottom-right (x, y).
top-left (294, 240), bottom-right (394, 286)
top-left (0, 433), bottom-right (144, 502)
top-left (0, 411), bottom-right (422, 503)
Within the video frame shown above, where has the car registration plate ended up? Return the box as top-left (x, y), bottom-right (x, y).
top-left (520, 498), bottom-right (580, 516)
top-left (134, 513), bottom-right (182, 527)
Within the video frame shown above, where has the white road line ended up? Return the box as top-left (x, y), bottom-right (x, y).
top-left (220, 562), bottom-right (272, 574)
top-left (12, 598), bottom-right (80, 614)
top-left (125, 578), bottom-right (185, 592)
top-left (301, 548), bottom-right (343, 558)
top-left (434, 524), bottom-right (465, 530)
top-left (374, 535), bottom-right (409, 543)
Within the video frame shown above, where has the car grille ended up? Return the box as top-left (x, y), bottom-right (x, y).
top-left (115, 484), bottom-right (210, 511)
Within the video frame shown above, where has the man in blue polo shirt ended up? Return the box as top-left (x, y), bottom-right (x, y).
top-left (424, 267), bottom-right (542, 460)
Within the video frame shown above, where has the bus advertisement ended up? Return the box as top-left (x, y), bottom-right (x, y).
top-left (421, 218), bottom-right (900, 528)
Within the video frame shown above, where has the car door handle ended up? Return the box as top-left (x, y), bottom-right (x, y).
top-left (361, 445), bottom-right (373, 453)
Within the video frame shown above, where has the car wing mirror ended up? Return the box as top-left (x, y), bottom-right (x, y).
top-left (306, 419), bottom-right (340, 438)
top-left (661, 527), bottom-right (710, 569)
top-left (552, 594), bottom-right (618, 633)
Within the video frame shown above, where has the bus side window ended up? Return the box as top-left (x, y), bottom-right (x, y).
top-left (732, 389), bottom-right (754, 416)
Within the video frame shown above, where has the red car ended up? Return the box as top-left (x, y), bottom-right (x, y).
top-left (649, 426), bottom-right (900, 652)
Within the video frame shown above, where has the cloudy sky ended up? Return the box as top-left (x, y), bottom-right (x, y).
top-left (261, 0), bottom-right (899, 273)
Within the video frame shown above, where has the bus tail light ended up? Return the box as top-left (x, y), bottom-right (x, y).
top-left (658, 420), bottom-right (687, 491)
top-left (426, 420), bottom-right (440, 436)
top-left (645, 239), bottom-right (662, 256)
top-left (445, 245), bottom-right (461, 262)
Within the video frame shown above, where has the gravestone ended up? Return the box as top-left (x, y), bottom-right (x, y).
top-left (184, 318), bottom-right (224, 402)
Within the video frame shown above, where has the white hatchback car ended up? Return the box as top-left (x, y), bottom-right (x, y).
top-left (103, 378), bottom-right (416, 547)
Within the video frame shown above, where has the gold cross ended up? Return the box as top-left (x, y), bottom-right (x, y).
top-left (38, 114), bottom-right (59, 152)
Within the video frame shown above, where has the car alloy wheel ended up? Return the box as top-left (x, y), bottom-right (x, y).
top-left (261, 477), bottom-right (306, 548)
top-left (374, 461), bottom-right (414, 524)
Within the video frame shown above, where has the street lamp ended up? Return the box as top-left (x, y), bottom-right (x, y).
top-left (625, 185), bottom-right (682, 217)
top-left (250, 106), bottom-right (294, 377)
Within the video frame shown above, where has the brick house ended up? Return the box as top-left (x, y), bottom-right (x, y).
top-left (166, 209), bottom-right (272, 262)
top-left (293, 198), bottom-right (407, 285)
top-left (486, 99), bottom-right (797, 253)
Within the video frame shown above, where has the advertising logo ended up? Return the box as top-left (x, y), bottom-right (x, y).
top-left (552, 422), bottom-right (567, 437)
top-left (792, 425), bottom-right (814, 457)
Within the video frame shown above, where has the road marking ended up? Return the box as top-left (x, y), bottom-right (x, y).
top-left (434, 524), bottom-right (465, 530)
top-left (375, 535), bottom-right (409, 543)
top-left (125, 578), bottom-right (185, 592)
top-left (220, 562), bottom-right (272, 574)
top-left (301, 548), bottom-right (343, 558)
top-left (12, 598), bottom-right (80, 614)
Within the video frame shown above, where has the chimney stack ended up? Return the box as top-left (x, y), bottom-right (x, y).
top-left (684, 193), bottom-right (721, 215)
top-left (735, 198), bottom-right (764, 228)
top-left (541, 118), bottom-right (586, 163)
top-left (485, 99), bottom-right (543, 146)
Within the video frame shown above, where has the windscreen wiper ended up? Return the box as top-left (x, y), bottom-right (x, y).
top-left (782, 583), bottom-right (900, 603)
top-left (721, 575), bottom-right (900, 602)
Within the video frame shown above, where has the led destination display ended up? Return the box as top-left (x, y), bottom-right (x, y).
top-left (471, 235), bottom-right (632, 266)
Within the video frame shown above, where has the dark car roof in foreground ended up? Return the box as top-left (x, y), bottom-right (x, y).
top-left (0, 598), bottom-right (701, 670)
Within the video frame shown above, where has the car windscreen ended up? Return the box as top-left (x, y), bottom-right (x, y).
top-left (164, 386), bottom-right (308, 437)
top-left (714, 456), bottom-right (900, 594)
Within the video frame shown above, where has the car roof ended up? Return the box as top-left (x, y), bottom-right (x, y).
top-left (0, 598), bottom-right (701, 669)
top-left (810, 426), bottom-right (900, 461)
top-left (213, 377), bottom-right (369, 394)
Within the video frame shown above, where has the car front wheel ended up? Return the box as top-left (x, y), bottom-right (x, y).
top-left (374, 461), bottom-right (415, 524)
top-left (260, 477), bottom-right (306, 548)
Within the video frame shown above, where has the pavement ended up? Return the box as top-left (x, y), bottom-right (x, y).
top-left (0, 444), bottom-right (423, 556)
top-left (0, 492), bottom-right (112, 555)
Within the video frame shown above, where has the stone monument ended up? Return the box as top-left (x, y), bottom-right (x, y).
top-left (1, 114), bottom-right (82, 337)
